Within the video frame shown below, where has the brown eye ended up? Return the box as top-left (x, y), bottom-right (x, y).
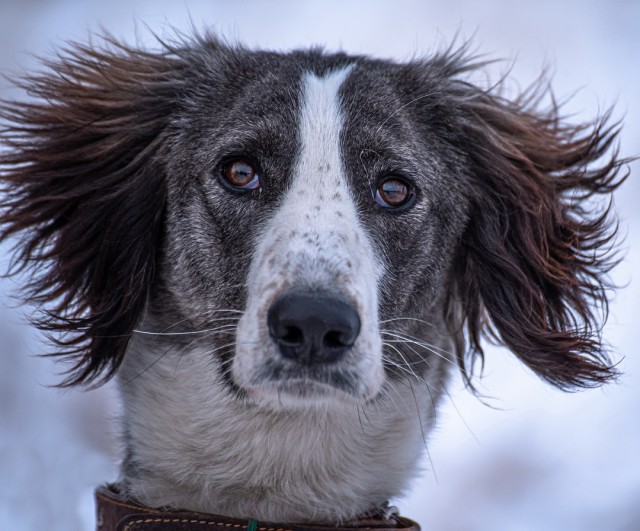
top-left (375, 177), bottom-right (413, 208)
top-left (222, 159), bottom-right (260, 190)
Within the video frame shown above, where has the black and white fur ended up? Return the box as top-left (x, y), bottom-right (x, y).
top-left (0, 34), bottom-right (626, 523)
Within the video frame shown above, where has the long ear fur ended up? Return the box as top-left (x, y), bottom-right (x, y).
top-left (444, 64), bottom-right (629, 390)
top-left (0, 38), bottom-right (185, 386)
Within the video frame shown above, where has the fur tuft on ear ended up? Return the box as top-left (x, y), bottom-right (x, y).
top-left (0, 37), bottom-right (185, 386)
top-left (446, 74), bottom-right (629, 390)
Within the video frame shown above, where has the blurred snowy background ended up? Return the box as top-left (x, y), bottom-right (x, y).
top-left (0, 1), bottom-right (638, 530)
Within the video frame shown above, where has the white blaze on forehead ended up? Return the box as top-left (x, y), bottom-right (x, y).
top-left (296, 66), bottom-right (354, 183)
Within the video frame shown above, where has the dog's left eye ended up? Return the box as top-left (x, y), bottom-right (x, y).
top-left (221, 159), bottom-right (261, 190)
top-left (375, 177), bottom-right (414, 209)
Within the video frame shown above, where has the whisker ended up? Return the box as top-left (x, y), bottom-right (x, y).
top-left (382, 340), bottom-right (435, 367)
top-left (380, 330), bottom-right (453, 357)
top-left (356, 405), bottom-right (365, 435)
top-left (374, 91), bottom-right (436, 135)
top-left (173, 335), bottom-right (210, 369)
top-left (133, 311), bottom-right (242, 338)
top-left (381, 357), bottom-right (440, 484)
top-left (133, 323), bottom-right (238, 337)
top-left (199, 342), bottom-right (238, 368)
top-left (439, 378), bottom-right (480, 444)
top-left (421, 370), bottom-right (439, 420)
top-left (386, 343), bottom-right (422, 380)
top-left (379, 317), bottom-right (436, 327)
top-left (120, 341), bottom-right (184, 387)
top-left (382, 354), bottom-right (421, 381)
top-left (382, 334), bottom-right (450, 364)
top-left (409, 379), bottom-right (439, 484)
top-left (384, 332), bottom-right (485, 441)
top-left (213, 346), bottom-right (239, 377)
top-left (380, 330), bottom-right (467, 375)
top-left (359, 402), bottom-right (374, 428)
top-left (379, 377), bottom-right (413, 417)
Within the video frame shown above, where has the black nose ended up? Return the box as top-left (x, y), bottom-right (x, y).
top-left (267, 293), bottom-right (361, 365)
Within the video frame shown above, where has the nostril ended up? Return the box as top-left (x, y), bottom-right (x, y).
top-left (281, 325), bottom-right (304, 346)
top-left (323, 329), bottom-right (354, 349)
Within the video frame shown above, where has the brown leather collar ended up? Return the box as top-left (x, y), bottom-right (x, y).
top-left (95, 485), bottom-right (421, 531)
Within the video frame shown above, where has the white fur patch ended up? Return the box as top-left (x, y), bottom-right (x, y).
top-left (120, 339), bottom-right (431, 522)
top-left (234, 66), bottom-right (385, 406)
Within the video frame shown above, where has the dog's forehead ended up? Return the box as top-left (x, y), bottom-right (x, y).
top-left (203, 49), bottom-right (408, 146)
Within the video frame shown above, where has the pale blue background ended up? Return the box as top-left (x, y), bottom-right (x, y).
top-left (1, 1), bottom-right (639, 530)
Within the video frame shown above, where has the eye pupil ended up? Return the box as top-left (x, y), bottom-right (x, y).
top-left (376, 178), bottom-right (411, 208)
top-left (222, 160), bottom-right (260, 189)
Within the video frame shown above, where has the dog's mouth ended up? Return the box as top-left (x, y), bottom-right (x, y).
top-left (265, 360), bottom-right (366, 394)
top-left (241, 364), bottom-right (378, 407)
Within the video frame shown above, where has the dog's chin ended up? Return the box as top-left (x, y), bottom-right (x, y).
top-left (234, 374), bottom-right (382, 410)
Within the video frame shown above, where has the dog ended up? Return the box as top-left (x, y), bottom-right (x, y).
top-left (0, 33), bottom-right (627, 525)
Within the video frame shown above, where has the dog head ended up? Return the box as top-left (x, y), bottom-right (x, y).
top-left (0, 35), bottom-right (625, 406)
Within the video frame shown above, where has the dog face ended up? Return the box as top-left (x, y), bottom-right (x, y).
top-left (0, 35), bottom-right (627, 521)
top-left (160, 65), bottom-right (389, 408)
top-left (154, 57), bottom-right (472, 410)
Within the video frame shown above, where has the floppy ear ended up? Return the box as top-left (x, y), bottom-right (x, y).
top-left (0, 38), bottom-right (185, 386)
top-left (447, 77), bottom-right (628, 390)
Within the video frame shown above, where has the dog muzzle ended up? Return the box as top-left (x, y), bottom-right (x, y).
top-left (95, 485), bottom-right (421, 531)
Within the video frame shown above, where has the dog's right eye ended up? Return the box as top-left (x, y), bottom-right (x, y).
top-left (220, 160), bottom-right (261, 190)
top-left (374, 177), bottom-right (414, 209)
